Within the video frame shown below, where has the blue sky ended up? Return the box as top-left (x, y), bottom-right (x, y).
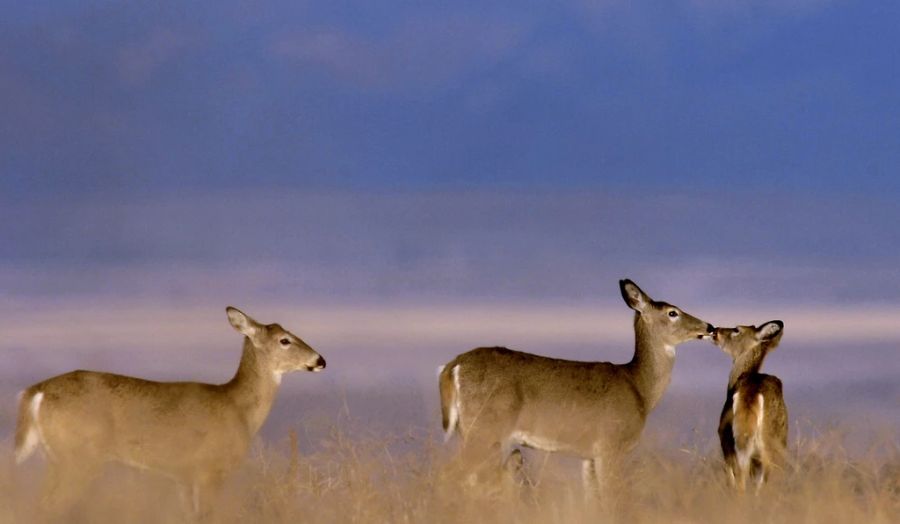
top-left (3, 0), bottom-right (900, 305)
top-left (3, 0), bottom-right (900, 195)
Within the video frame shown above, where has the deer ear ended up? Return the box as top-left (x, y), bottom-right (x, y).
top-left (756, 320), bottom-right (784, 342)
top-left (227, 307), bottom-right (261, 338)
top-left (620, 279), bottom-right (651, 312)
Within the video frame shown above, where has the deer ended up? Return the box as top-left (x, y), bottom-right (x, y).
top-left (712, 320), bottom-right (788, 492)
top-left (438, 279), bottom-right (714, 494)
top-left (13, 307), bottom-right (326, 518)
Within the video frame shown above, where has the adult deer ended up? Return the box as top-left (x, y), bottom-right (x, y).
top-left (712, 321), bottom-right (788, 491)
top-left (14, 307), bottom-right (325, 517)
top-left (438, 279), bottom-right (714, 493)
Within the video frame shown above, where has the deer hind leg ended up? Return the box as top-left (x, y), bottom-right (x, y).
top-left (504, 448), bottom-right (524, 479)
top-left (753, 465), bottom-right (766, 494)
top-left (725, 449), bottom-right (741, 489)
top-left (455, 393), bottom-right (521, 491)
top-left (463, 440), bottom-right (514, 492)
top-left (40, 457), bottom-right (102, 518)
top-left (735, 445), bottom-right (767, 494)
top-left (734, 447), bottom-right (751, 492)
top-left (734, 431), bottom-right (755, 492)
top-left (456, 425), bottom-right (523, 496)
top-left (724, 456), bottom-right (738, 488)
top-left (750, 451), bottom-right (768, 493)
top-left (502, 447), bottom-right (533, 494)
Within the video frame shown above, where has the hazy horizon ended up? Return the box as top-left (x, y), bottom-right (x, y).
top-left (3, 187), bottom-right (899, 446)
top-left (3, 4), bottom-right (900, 508)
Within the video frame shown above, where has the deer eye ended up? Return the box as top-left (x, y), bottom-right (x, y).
top-left (668, 310), bottom-right (679, 318)
top-left (280, 338), bottom-right (291, 345)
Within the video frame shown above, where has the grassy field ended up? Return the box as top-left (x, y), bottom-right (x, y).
top-left (2, 418), bottom-right (897, 524)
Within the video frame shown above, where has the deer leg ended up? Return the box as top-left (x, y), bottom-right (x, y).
top-left (734, 464), bottom-right (748, 492)
top-left (504, 448), bottom-right (524, 476)
top-left (501, 447), bottom-right (526, 495)
top-left (723, 454), bottom-right (738, 489)
top-left (582, 458), bottom-right (598, 494)
top-left (455, 390), bottom-right (520, 493)
top-left (735, 445), bottom-right (754, 493)
top-left (582, 456), bottom-right (610, 501)
top-left (191, 474), bottom-right (225, 522)
top-left (751, 455), bottom-right (766, 494)
top-left (456, 432), bottom-right (522, 496)
top-left (754, 470), bottom-right (766, 494)
top-left (41, 457), bottom-right (100, 518)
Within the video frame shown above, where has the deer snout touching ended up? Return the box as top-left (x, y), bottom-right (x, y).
top-left (691, 321), bottom-right (716, 341)
top-left (309, 354), bottom-right (326, 372)
top-left (711, 326), bottom-right (729, 345)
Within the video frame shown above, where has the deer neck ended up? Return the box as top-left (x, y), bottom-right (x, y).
top-left (225, 338), bottom-right (281, 437)
top-left (727, 346), bottom-right (766, 391)
top-left (625, 315), bottom-right (676, 412)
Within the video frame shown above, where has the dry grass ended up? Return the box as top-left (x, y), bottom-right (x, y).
top-left (1, 420), bottom-right (897, 524)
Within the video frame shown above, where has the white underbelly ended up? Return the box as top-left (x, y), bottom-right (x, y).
top-left (509, 430), bottom-right (567, 452)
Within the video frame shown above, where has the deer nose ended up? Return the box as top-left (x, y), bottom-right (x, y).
top-left (315, 355), bottom-right (326, 369)
top-left (706, 323), bottom-right (715, 334)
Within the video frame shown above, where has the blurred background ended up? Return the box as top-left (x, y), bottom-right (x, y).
top-left (2, 1), bottom-right (899, 447)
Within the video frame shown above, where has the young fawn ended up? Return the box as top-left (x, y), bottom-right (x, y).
top-left (712, 321), bottom-right (787, 491)
top-left (438, 279), bottom-right (714, 494)
top-left (14, 307), bottom-right (325, 518)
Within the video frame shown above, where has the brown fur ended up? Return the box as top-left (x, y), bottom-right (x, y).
top-left (714, 321), bottom-right (788, 491)
top-left (13, 307), bottom-right (325, 518)
top-left (438, 279), bottom-right (713, 494)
